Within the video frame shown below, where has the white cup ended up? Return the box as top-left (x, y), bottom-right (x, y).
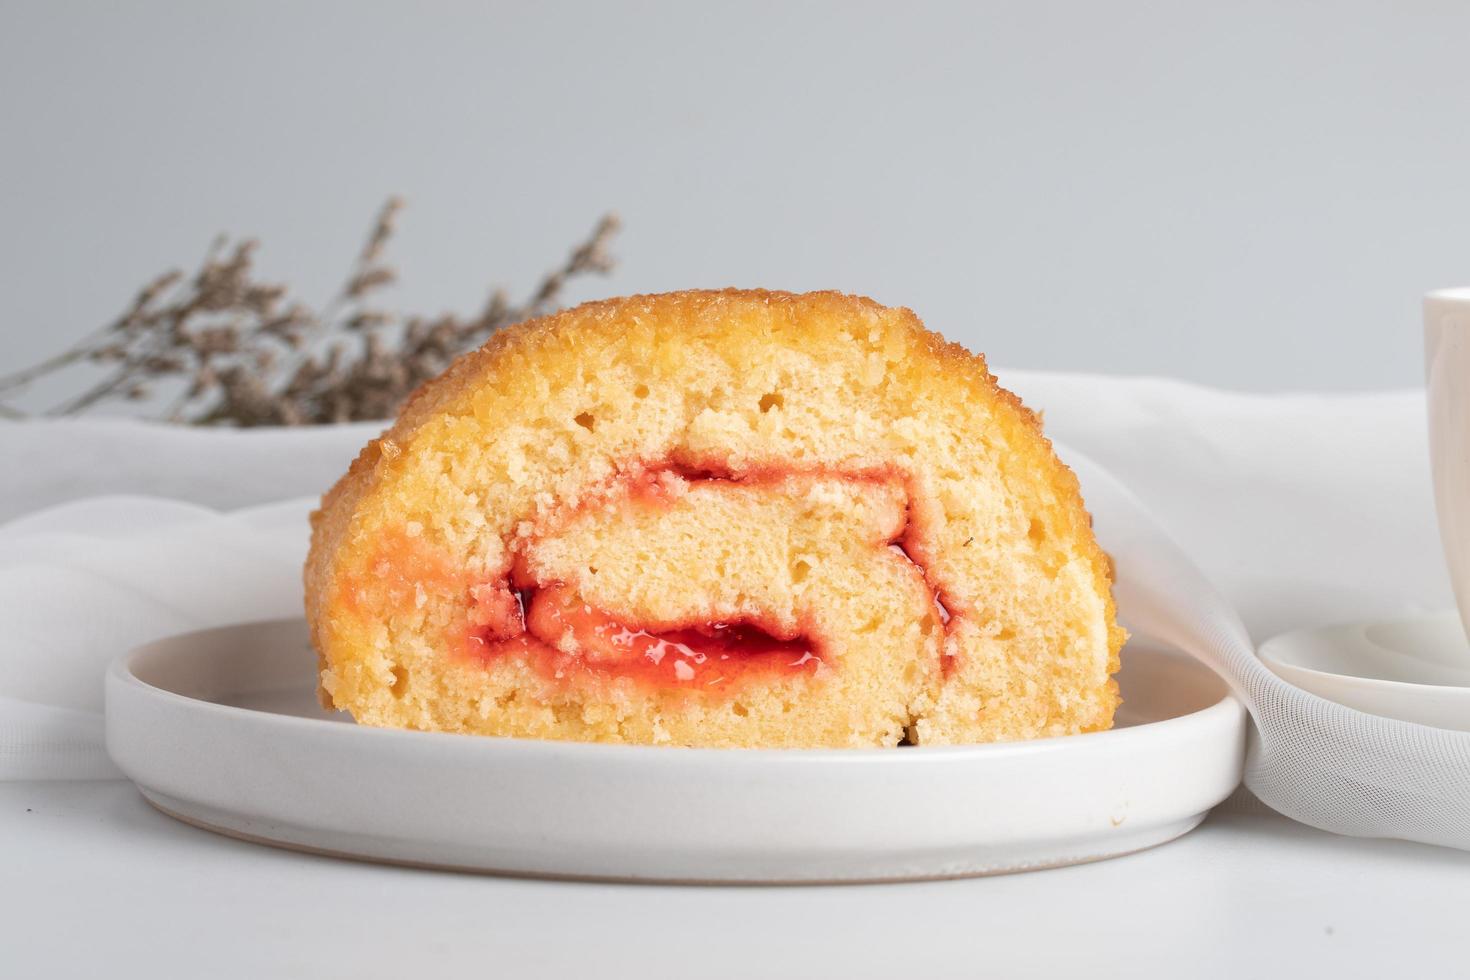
top-left (1424, 288), bottom-right (1470, 641)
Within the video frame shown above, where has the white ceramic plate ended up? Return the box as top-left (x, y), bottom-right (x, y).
top-left (105, 619), bottom-right (1245, 882)
top-left (1260, 612), bottom-right (1470, 732)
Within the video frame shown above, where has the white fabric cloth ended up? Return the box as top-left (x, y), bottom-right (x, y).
top-left (0, 372), bottom-right (1457, 842)
top-left (0, 416), bottom-right (383, 524)
top-left (1068, 450), bottom-right (1470, 849)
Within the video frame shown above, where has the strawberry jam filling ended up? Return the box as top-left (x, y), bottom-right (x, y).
top-left (467, 583), bottom-right (823, 690)
top-left (347, 461), bottom-right (962, 694)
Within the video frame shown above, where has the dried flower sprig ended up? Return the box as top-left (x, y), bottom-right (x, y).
top-left (0, 200), bottom-right (619, 425)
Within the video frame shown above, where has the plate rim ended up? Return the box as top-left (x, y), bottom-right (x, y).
top-left (134, 787), bottom-right (1209, 886)
top-left (104, 617), bottom-right (1247, 881)
top-left (108, 616), bottom-right (1247, 763)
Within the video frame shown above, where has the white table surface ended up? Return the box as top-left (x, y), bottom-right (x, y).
top-left (1, 781), bottom-right (1465, 980)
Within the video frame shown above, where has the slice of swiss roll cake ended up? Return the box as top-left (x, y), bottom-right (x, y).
top-left (305, 290), bottom-right (1125, 748)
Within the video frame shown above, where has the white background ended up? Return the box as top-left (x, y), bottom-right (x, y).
top-left (5, 6), bottom-right (1470, 976)
top-left (5, 1), bottom-right (1470, 392)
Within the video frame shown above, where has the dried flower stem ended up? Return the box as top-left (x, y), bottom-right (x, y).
top-left (0, 202), bottom-right (619, 426)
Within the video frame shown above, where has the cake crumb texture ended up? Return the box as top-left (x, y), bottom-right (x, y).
top-left (305, 289), bottom-right (1124, 747)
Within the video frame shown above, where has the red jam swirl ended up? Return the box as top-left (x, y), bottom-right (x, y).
top-left (467, 583), bottom-right (823, 690)
top-left (347, 462), bottom-right (962, 692)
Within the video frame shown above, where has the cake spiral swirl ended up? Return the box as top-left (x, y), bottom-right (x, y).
top-left (306, 290), bottom-right (1123, 747)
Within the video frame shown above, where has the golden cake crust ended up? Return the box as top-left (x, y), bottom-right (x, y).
top-left (305, 288), bottom-right (1125, 744)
